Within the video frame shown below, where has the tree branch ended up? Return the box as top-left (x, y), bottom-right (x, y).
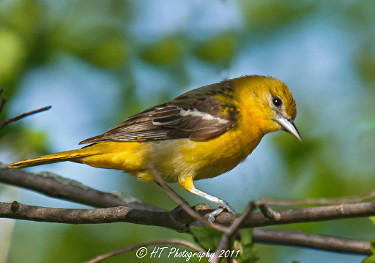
top-left (0, 164), bottom-right (163, 212)
top-left (239, 201), bottom-right (375, 228)
top-left (1, 199), bottom-right (375, 240)
top-left (0, 201), bottom-right (185, 230)
top-left (0, 200), bottom-right (371, 255)
top-left (252, 229), bottom-right (371, 255)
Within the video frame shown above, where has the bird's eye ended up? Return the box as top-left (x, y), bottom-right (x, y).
top-left (272, 97), bottom-right (282, 107)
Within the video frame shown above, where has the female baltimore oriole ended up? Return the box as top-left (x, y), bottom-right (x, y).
top-left (9, 75), bottom-right (301, 214)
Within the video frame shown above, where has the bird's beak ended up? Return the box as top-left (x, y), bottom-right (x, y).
top-left (276, 117), bottom-right (302, 142)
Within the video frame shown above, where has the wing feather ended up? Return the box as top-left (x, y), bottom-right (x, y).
top-left (79, 82), bottom-right (238, 144)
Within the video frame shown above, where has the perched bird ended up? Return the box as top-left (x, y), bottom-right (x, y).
top-left (9, 75), bottom-right (301, 215)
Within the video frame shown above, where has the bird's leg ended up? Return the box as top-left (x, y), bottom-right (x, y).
top-left (189, 188), bottom-right (235, 213)
top-left (178, 176), bottom-right (235, 221)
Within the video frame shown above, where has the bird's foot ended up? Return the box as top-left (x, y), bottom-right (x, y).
top-left (207, 201), bottom-right (235, 222)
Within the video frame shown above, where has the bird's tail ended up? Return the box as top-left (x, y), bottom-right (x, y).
top-left (8, 147), bottom-right (100, 169)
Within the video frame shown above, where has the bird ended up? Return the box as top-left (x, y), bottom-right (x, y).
top-left (8, 75), bottom-right (301, 216)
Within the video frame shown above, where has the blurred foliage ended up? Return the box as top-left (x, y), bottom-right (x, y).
top-left (193, 33), bottom-right (237, 66)
top-left (362, 239), bottom-right (375, 263)
top-left (356, 42), bottom-right (375, 86)
top-left (0, 0), bottom-right (375, 263)
top-left (237, 228), bottom-right (259, 263)
top-left (190, 226), bottom-right (258, 263)
top-left (140, 36), bottom-right (184, 66)
top-left (0, 29), bottom-right (26, 85)
top-left (3, 128), bottom-right (50, 157)
top-left (239, 0), bottom-right (317, 34)
top-left (190, 226), bottom-right (222, 251)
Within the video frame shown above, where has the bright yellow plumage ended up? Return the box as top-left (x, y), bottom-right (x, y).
top-left (8, 75), bottom-right (301, 213)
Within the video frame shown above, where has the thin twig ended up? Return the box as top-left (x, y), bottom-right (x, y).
top-left (0, 97), bottom-right (6, 115)
top-left (86, 239), bottom-right (207, 263)
top-left (0, 88), bottom-right (6, 114)
top-left (148, 163), bottom-right (229, 233)
top-left (0, 105), bottom-right (52, 129)
top-left (256, 201), bottom-right (281, 221)
top-left (252, 229), bottom-right (371, 255)
top-left (261, 189), bottom-right (375, 206)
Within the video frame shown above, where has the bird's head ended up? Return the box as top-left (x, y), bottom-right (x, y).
top-left (235, 75), bottom-right (302, 141)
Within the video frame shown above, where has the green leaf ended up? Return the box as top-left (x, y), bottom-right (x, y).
top-left (362, 239), bottom-right (375, 263)
top-left (362, 255), bottom-right (375, 263)
top-left (371, 239), bottom-right (375, 254)
top-left (237, 228), bottom-right (259, 263)
top-left (241, 228), bottom-right (252, 245)
top-left (190, 225), bottom-right (222, 251)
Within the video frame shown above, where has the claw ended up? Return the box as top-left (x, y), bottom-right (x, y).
top-left (208, 208), bottom-right (224, 222)
top-left (207, 202), bottom-right (235, 222)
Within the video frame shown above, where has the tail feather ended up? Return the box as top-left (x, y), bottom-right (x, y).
top-left (8, 148), bottom-right (100, 169)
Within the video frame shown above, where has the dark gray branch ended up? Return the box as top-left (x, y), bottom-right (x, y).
top-left (1, 199), bottom-right (375, 237)
top-left (239, 201), bottom-right (375, 228)
top-left (0, 201), bottom-right (185, 230)
top-left (252, 229), bottom-right (371, 255)
top-left (0, 201), bottom-right (371, 256)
